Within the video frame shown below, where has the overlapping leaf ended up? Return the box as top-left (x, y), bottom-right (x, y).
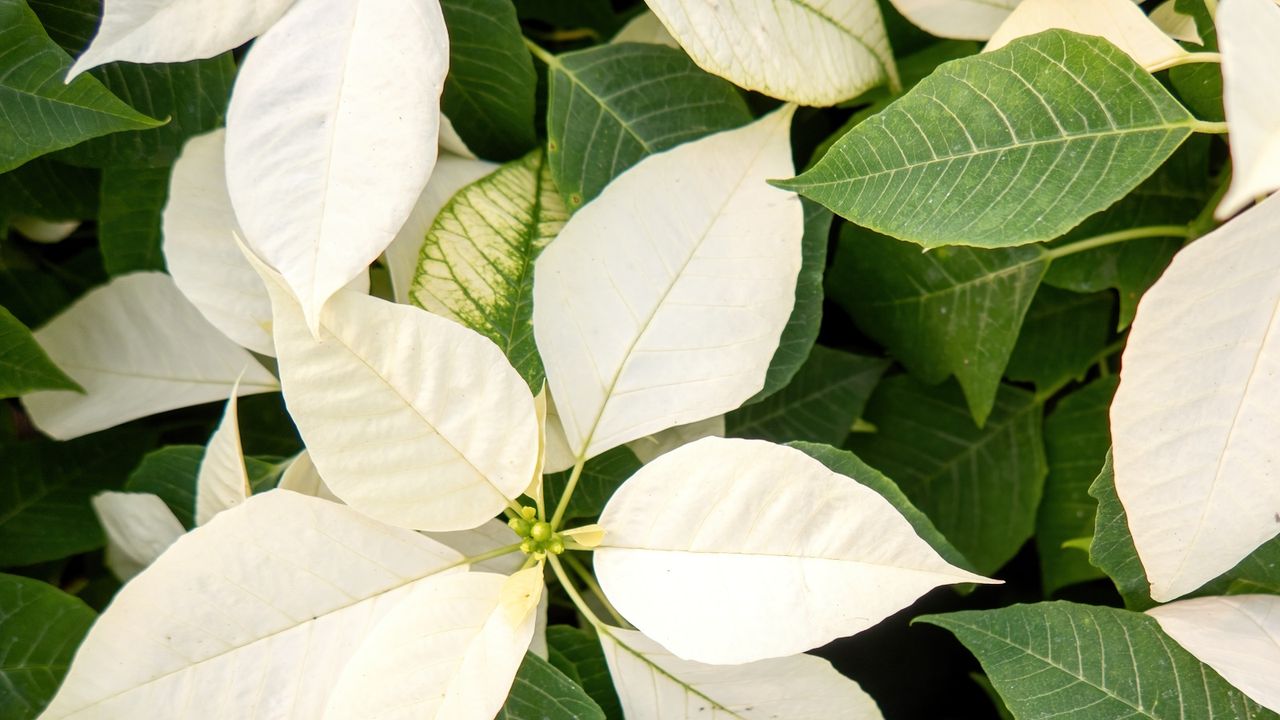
top-left (0, 305), bottom-right (80, 397)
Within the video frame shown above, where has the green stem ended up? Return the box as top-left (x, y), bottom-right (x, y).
top-left (550, 455), bottom-right (586, 529)
top-left (1190, 120), bottom-right (1230, 135)
top-left (522, 37), bottom-right (559, 67)
top-left (562, 553), bottom-right (630, 628)
top-left (1148, 52), bottom-right (1221, 73)
top-left (460, 542), bottom-right (523, 569)
top-left (549, 555), bottom-right (605, 629)
top-left (1188, 163), bottom-right (1233, 240)
top-left (1044, 225), bottom-right (1190, 261)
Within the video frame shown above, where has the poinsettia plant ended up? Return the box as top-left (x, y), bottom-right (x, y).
top-left (2, 0), bottom-right (1280, 718)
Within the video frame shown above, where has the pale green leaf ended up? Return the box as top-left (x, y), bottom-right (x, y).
top-left (410, 149), bottom-right (566, 391)
top-left (780, 30), bottom-right (1197, 249)
top-left (848, 376), bottom-right (1047, 575)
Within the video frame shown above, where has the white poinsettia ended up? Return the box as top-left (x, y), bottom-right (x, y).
top-left (40, 108), bottom-right (995, 718)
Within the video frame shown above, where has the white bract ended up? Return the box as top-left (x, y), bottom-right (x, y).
top-left (21, 273), bottom-right (277, 440)
top-left (225, 0), bottom-right (450, 332)
top-left (534, 108), bottom-right (803, 461)
top-left (1111, 193), bottom-right (1280, 602)
top-left (66, 0), bottom-right (297, 78)
top-left (1216, 0), bottom-right (1280, 217)
top-left (984, 0), bottom-right (1186, 71)
top-left (642, 0), bottom-right (897, 105)
top-left (1148, 595), bottom-right (1280, 713)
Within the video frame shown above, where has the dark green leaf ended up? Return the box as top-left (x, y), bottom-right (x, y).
top-left (1005, 287), bottom-right (1115, 392)
top-left (515, 0), bottom-right (625, 37)
top-left (0, 305), bottom-right (81, 397)
top-left (0, 158), bottom-right (98, 221)
top-left (848, 376), bottom-right (1047, 574)
top-left (235, 393), bottom-right (302, 457)
top-left (780, 31), bottom-right (1197, 249)
top-left (0, 573), bottom-right (95, 720)
top-left (1170, 0), bottom-right (1224, 122)
top-left (0, 0), bottom-right (161, 173)
top-left (919, 602), bottom-right (1277, 719)
top-left (496, 651), bottom-right (605, 720)
top-left (410, 150), bottom-right (564, 391)
top-left (98, 165), bottom-right (170, 275)
top-left (124, 445), bottom-right (203, 529)
top-left (1042, 137), bottom-right (1209, 328)
top-left (727, 346), bottom-right (888, 445)
top-left (440, 0), bottom-right (538, 160)
top-left (1037, 376), bottom-right (1115, 595)
top-left (0, 430), bottom-right (152, 567)
top-left (547, 625), bottom-right (623, 720)
top-left (792, 441), bottom-right (979, 574)
top-left (545, 42), bottom-right (750, 209)
top-left (1089, 452), bottom-right (1280, 610)
top-left (544, 446), bottom-right (641, 522)
top-left (30, 0), bottom-right (235, 168)
top-left (746, 199), bottom-right (831, 404)
top-left (828, 224), bottom-right (1047, 425)
top-left (0, 263), bottom-right (75, 328)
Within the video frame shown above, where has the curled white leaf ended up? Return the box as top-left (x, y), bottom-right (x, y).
top-left (91, 492), bottom-right (184, 582)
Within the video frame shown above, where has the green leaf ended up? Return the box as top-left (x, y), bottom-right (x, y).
top-left (0, 305), bottom-right (81, 397)
top-left (544, 445), bottom-right (642, 523)
top-left (726, 346), bottom-right (888, 445)
top-left (0, 573), bottom-right (95, 720)
top-left (496, 651), bottom-right (606, 720)
top-left (439, 0), bottom-right (538, 160)
top-left (0, 0), bottom-right (162, 173)
top-left (547, 625), bottom-right (624, 720)
top-left (847, 376), bottom-right (1047, 574)
top-left (791, 441), bottom-right (980, 574)
top-left (828, 224), bottom-right (1047, 425)
top-left (745, 199), bottom-right (832, 404)
top-left (1089, 452), bottom-right (1280, 610)
top-left (1041, 137), bottom-right (1210, 329)
top-left (779, 30), bottom-right (1197, 249)
top-left (1169, 0), bottom-right (1224, 122)
top-left (409, 149), bottom-right (565, 391)
top-left (1037, 376), bottom-right (1115, 596)
top-left (98, 165), bottom-right (170, 275)
top-left (29, 0), bottom-right (235, 168)
top-left (515, 0), bottom-right (625, 36)
top-left (1004, 287), bottom-right (1115, 392)
top-left (0, 158), bottom-right (98, 221)
top-left (545, 42), bottom-right (751, 209)
top-left (0, 430), bottom-right (152, 567)
top-left (918, 601), bottom-right (1278, 720)
top-left (124, 445), bottom-right (203, 529)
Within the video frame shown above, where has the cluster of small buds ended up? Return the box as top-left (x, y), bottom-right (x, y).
top-left (508, 506), bottom-right (564, 558)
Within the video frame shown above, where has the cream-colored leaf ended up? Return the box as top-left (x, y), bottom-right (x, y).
top-left (41, 491), bottom-right (466, 719)
top-left (1150, 0), bottom-right (1203, 44)
top-left (1112, 192), bottom-right (1280, 602)
top-left (226, 0), bottom-right (449, 332)
top-left (626, 415), bottom-right (724, 464)
top-left (562, 524), bottom-right (605, 549)
top-left (985, 0), bottom-right (1187, 70)
top-left (525, 387), bottom-right (550, 503)
top-left (324, 569), bottom-right (540, 720)
top-left (91, 492), bottom-right (184, 582)
top-left (541, 390), bottom-right (577, 474)
top-left (11, 217), bottom-right (79, 244)
top-left (1216, 0), bottom-right (1280, 218)
top-left (194, 386), bottom-right (249, 526)
top-left (276, 450), bottom-right (344, 503)
top-left (22, 273), bottom-right (277, 440)
top-left (888, 0), bottom-right (1022, 40)
top-left (163, 130), bottom-right (275, 356)
top-left (425, 519), bottom-right (525, 575)
top-left (66, 0), bottom-right (295, 79)
top-left (642, 0), bottom-right (895, 105)
top-left (595, 437), bottom-right (994, 664)
top-left (599, 626), bottom-right (884, 719)
top-left (386, 153), bottom-right (498, 303)
top-left (533, 108), bottom-right (803, 462)
top-left (1148, 595), bottom-right (1280, 713)
top-left (612, 11), bottom-right (677, 46)
top-left (256, 254), bottom-right (540, 532)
